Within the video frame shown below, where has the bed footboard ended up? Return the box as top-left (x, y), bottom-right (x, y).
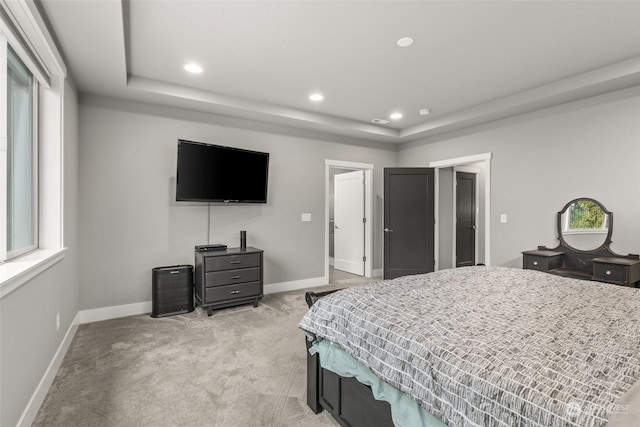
top-left (304, 290), bottom-right (339, 414)
top-left (303, 290), bottom-right (394, 427)
top-left (306, 337), bottom-right (322, 413)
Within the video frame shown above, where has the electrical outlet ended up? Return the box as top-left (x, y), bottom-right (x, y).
top-left (56, 312), bottom-right (60, 331)
top-left (301, 213), bottom-right (312, 222)
top-left (500, 214), bottom-right (508, 224)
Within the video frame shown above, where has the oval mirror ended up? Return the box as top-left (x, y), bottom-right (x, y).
top-left (558, 198), bottom-right (611, 251)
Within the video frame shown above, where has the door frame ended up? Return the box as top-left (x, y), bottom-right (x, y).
top-left (453, 166), bottom-right (479, 267)
top-left (325, 160), bottom-right (374, 282)
top-left (429, 152), bottom-right (492, 269)
top-left (333, 170), bottom-right (366, 276)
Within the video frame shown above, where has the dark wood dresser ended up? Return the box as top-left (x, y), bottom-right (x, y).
top-left (194, 247), bottom-right (263, 316)
top-left (522, 249), bottom-right (640, 286)
top-left (523, 198), bottom-right (640, 287)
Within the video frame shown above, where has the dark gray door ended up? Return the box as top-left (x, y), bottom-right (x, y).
top-left (456, 172), bottom-right (476, 267)
top-left (383, 168), bottom-right (435, 279)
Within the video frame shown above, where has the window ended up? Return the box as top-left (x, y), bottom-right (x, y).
top-left (561, 199), bottom-right (609, 234)
top-left (6, 46), bottom-right (38, 259)
top-left (0, 0), bottom-right (66, 296)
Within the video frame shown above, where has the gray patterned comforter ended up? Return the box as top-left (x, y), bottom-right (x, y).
top-left (299, 266), bottom-right (640, 426)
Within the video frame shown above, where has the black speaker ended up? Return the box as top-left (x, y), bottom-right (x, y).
top-left (151, 265), bottom-right (194, 318)
top-left (240, 230), bottom-right (247, 249)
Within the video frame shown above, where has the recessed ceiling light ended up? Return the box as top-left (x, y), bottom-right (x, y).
top-left (309, 93), bottom-right (324, 102)
top-left (183, 63), bottom-right (203, 74)
top-left (419, 108), bottom-right (431, 116)
top-left (396, 37), bottom-right (414, 48)
top-left (390, 112), bottom-right (403, 120)
top-left (371, 118), bottom-right (390, 125)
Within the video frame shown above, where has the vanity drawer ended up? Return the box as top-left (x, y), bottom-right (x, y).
top-left (523, 253), bottom-right (562, 272)
top-left (205, 267), bottom-right (261, 287)
top-left (592, 257), bottom-right (640, 286)
top-left (593, 263), bottom-right (627, 284)
top-left (205, 281), bottom-right (262, 304)
top-left (205, 253), bottom-right (261, 272)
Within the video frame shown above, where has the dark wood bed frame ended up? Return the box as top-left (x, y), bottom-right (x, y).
top-left (304, 290), bottom-right (396, 427)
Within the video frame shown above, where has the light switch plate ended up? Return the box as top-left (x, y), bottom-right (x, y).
top-left (301, 213), bottom-right (312, 222)
top-left (500, 214), bottom-right (508, 224)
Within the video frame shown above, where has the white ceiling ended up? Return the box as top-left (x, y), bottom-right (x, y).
top-left (40, 0), bottom-right (640, 144)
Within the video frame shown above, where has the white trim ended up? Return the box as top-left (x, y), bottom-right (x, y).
top-left (75, 276), bottom-right (329, 323)
top-left (0, 0), bottom-right (67, 79)
top-left (324, 159), bottom-right (374, 170)
top-left (452, 169), bottom-right (457, 266)
top-left (429, 153), bottom-right (492, 168)
top-left (364, 169), bottom-right (373, 277)
top-left (16, 311), bottom-right (79, 427)
top-left (562, 229), bottom-right (608, 235)
top-left (0, 37), bottom-right (6, 262)
top-left (264, 276), bottom-right (327, 294)
top-left (0, 248), bottom-right (66, 298)
top-left (433, 169), bottom-right (439, 271)
top-left (372, 268), bottom-right (383, 278)
top-left (429, 152), bottom-right (492, 266)
top-left (324, 159), bottom-right (374, 281)
top-left (77, 301), bottom-right (152, 324)
top-left (0, 8), bottom-right (49, 87)
top-left (456, 165), bottom-right (480, 174)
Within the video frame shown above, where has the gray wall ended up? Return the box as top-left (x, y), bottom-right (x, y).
top-left (399, 89), bottom-right (640, 267)
top-left (78, 96), bottom-right (397, 310)
top-left (0, 81), bottom-right (80, 427)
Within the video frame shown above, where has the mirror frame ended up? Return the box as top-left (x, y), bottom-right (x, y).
top-left (557, 197), bottom-right (613, 253)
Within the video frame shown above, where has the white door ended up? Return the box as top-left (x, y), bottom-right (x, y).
top-left (334, 170), bottom-right (365, 275)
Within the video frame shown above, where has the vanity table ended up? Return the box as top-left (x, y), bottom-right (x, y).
top-left (522, 198), bottom-right (640, 287)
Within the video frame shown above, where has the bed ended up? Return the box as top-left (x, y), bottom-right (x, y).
top-left (299, 266), bottom-right (640, 426)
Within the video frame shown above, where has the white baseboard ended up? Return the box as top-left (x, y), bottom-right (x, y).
top-left (16, 312), bottom-right (80, 427)
top-left (77, 278), bottom-right (333, 324)
top-left (372, 268), bottom-right (383, 278)
top-left (77, 278), bottom-right (330, 323)
top-left (264, 276), bottom-right (327, 294)
top-left (77, 301), bottom-right (152, 324)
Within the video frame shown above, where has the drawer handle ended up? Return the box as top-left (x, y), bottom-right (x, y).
top-left (169, 271), bottom-right (180, 274)
top-left (229, 275), bottom-right (241, 279)
top-left (230, 290), bottom-right (241, 294)
top-left (605, 270), bottom-right (611, 276)
top-left (532, 261), bottom-right (538, 266)
top-left (229, 261), bottom-right (241, 264)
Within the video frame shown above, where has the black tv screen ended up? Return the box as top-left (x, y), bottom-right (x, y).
top-left (176, 140), bottom-right (269, 203)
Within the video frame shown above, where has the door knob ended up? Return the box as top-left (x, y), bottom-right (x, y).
top-left (334, 225), bottom-right (339, 229)
top-left (384, 228), bottom-right (394, 232)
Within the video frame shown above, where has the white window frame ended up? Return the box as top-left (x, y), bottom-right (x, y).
top-left (561, 202), bottom-right (609, 235)
top-left (5, 45), bottom-right (39, 259)
top-left (0, 1), bottom-right (67, 298)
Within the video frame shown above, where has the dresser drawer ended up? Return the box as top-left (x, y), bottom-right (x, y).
top-left (593, 262), bottom-right (628, 285)
top-left (205, 267), bottom-right (261, 287)
top-left (205, 281), bottom-right (261, 304)
top-left (523, 254), bottom-right (562, 272)
top-left (205, 253), bottom-right (261, 272)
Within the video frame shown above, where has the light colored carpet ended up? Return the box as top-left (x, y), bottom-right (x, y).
top-left (34, 276), bottom-right (378, 426)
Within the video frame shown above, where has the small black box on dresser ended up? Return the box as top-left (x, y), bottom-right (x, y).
top-left (151, 265), bottom-right (194, 318)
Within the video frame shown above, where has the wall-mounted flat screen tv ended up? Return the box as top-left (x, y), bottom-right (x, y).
top-left (176, 139), bottom-right (269, 203)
